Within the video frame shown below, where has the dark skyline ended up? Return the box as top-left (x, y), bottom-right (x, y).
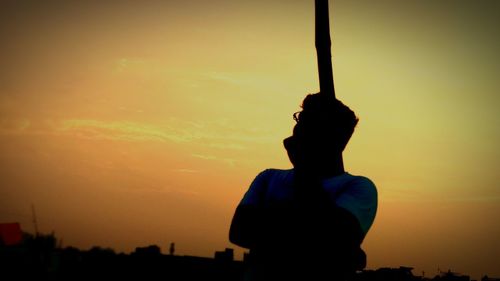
top-left (1, 230), bottom-right (496, 281)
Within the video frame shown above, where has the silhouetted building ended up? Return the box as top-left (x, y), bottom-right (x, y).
top-left (243, 251), bottom-right (251, 263)
top-left (0, 222), bottom-right (22, 246)
top-left (2, 230), bottom-right (489, 281)
top-left (353, 266), bottom-right (420, 281)
top-left (132, 245), bottom-right (161, 257)
top-left (433, 270), bottom-right (470, 281)
top-left (482, 276), bottom-right (500, 281)
top-left (214, 248), bottom-right (234, 262)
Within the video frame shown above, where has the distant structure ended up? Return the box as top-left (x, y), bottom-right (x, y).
top-left (0, 222), bottom-right (22, 246)
top-left (169, 242), bottom-right (175, 255)
top-left (482, 276), bottom-right (500, 281)
top-left (356, 266), bottom-right (419, 281)
top-left (31, 204), bottom-right (39, 236)
top-left (214, 248), bottom-right (234, 262)
top-left (1, 231), bottom-right (492, 281)
top-left (433, 270), bottom-right (471, 281)
top-left (132, 245), bottom-right (161, 256)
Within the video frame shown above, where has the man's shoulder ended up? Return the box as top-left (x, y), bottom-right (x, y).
top-left (344, 174), bottom-right (377, 197)
top-left (250, 168), bottom-right (293, 187)
top-left (347, 174), bottom-right (376, 187)
top-left (256, 168), bottom-right (293, 179)
top-left (262, 168), bottom-right (294, 174)
top-left (336, 174), bottom-right (378, 234)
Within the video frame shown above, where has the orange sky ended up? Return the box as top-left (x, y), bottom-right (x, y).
top-left (1, 0), bottom-right (499, 279)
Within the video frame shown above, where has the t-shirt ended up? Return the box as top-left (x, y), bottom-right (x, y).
top-left (240, 169), bottom-right (377, 235)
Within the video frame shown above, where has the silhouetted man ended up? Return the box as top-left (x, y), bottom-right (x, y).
top-left (230, 93), bottom-right (377, 281)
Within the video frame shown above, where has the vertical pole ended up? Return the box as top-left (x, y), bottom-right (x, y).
top-left (31, 203), bottom-right (39, 237)
top-left (315, 0), bottom-right (335, 98)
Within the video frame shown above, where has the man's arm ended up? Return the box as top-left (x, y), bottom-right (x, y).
top-left (229, 170), bottom-right (270, 248)
top-left (229, 204), bottom-right (262, 249)
top-left (229, 204), bottom-right (301, 252)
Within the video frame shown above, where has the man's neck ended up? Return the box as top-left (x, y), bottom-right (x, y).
top-left (321, 154), bottom-right (345, 178)
top-left (295, 154), bottom-right (345, 179)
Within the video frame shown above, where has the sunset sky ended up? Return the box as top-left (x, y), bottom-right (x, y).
top-left (1, 0), bottom-right (499, 279)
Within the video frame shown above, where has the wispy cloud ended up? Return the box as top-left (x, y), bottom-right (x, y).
top-left (191, 154), bottom-right (217, 160)
top-left (203, 71), bottom-right (243, 85)
top-left (171, 169), bottom-right (199, 174)
top-left (382, 192), bottom-right (500, 203)
top-left (201, 71), bottom-right (283, 92)
top-left (114, 58), bottom-right (147, 73)
top-left (55, 118), bottom-right (274, 145)
top-left (441, 196), bottom-right (500, 203)
top-left (0, 119), bottom-right (31, 134)
top-left (191, 153), bottom-right (236, 167)
top-left (0, 117), bottom-right (274, 167)
top-left (58, 119), bottom-right (190, 143)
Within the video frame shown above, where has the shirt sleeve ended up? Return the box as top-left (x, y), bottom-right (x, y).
top-left (239, 169), bottom-right (271, 206)
top-left (335, 176), bottom-right (378, 234)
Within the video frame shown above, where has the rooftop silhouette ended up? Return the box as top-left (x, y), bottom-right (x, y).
top-left (1, 229), bottom-right (494, 281)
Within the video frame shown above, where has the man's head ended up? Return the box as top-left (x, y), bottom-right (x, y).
top-left (284, 93), bottom-right (359, 169)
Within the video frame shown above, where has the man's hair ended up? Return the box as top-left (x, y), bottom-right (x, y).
top-left (293, 93), bottom-right (359, 152)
